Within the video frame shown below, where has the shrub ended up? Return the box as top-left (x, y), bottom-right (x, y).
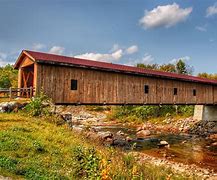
top-left (177, 105), bottom-right (194, 117)
top-left (0, 156), bottom-right (18, 172)
top-left (109, 105), bottom-right (194, 123)
top-left (72, 146), bottom-right (101, 179)
top-left (25, 91), bottom-right (52, 116)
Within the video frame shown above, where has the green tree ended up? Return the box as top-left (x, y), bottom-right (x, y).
top-left (159, 64), bottom-right (176, 73)
top-left (198, 72), bottom-right (217, 80)
top-left (176, 59), bottom-right (188, 74)
top-left (0, 64), bottom-right (18, 88)
top-left (136, 60), bottom-right (193, 75)
top-left (137, 63), bottom-right (158, 70)
top-left (175, 59), bottom-right (193, 75)
top-left (0, 76), bottom-right (11, 88)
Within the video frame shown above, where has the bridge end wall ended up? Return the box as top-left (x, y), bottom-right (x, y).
top-left (194, 105), bottom-right (217, 121)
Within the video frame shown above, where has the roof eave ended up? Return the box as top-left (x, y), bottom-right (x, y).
top-left (14, 50), bottom-right (36, 69)
top-left (36, 60), bottom-right (217, 86)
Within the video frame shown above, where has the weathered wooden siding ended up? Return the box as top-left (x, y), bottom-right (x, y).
top-left (36, 63), bottom-right (217, 105)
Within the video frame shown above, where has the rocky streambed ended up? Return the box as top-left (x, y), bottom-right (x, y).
top-left (57, 106), bottom-right (217, 179)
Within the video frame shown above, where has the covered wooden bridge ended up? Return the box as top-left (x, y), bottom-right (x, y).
top-left (14, 50), bottom-right (217, 105)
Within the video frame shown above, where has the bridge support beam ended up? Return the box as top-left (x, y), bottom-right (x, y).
top-left (194, 105), bottom-right (217, 121)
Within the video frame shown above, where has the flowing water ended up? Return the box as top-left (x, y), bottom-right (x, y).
top-left (96, 125), bottom-right (217, 171)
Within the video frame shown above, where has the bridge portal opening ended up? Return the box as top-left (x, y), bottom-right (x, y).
top-left (18, 57), bottom-right (35, 97)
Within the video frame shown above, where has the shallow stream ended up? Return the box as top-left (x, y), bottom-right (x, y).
top-left (96, 125), bottom-right (217, 172)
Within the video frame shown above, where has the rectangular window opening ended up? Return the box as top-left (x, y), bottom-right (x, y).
top-left (144, 85), bottom-right (149, 94)
top-left (193, 89), bottom-right (196, 96)
top-left (174, 88), bottom-right (178, 95)
top-left (71, 79), bottom-right (77, 90)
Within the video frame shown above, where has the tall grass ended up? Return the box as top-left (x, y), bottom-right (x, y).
top-left (108, 105), bottom-right (194, 124)
top-left (0, 112), bottom-right (196, 179)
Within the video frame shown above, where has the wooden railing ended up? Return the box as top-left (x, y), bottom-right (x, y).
top-left (0, 87), bottom-right (35, 99)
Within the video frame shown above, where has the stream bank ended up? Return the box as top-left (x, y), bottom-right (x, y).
top-left (55, 105), bottom-right (217, 179)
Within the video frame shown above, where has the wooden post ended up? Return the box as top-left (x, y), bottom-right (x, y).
top-left (30, 86), bottom-right (33, 98)
top-left (26, 87), bottom-right (29, 98)
top-left (9, 87), bottom-right (12, 100)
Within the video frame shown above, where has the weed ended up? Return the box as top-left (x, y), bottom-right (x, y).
top-left (72, 146), bottom-right (101, 179)
top-left (0, 156), bottom-right (18, 172)
top-left (109, 105), bottom-right (194, 124)
top-left (32, 141), bottom-right (46, 153)
top-left (0, 112), bottom-right (197, 179)
top-left (25, 91), bottom-right (52, 117)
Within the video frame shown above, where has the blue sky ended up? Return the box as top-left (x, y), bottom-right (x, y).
top-left (0, 0), bottom-right (217, 74)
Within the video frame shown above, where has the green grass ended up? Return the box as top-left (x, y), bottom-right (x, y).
top-left (107, 105), bottom-right (194, 125)
top-left (0, 112), bottom-right (198, 179)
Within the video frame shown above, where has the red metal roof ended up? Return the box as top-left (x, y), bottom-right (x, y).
top-left (18, 50), bottom-right (217, 85)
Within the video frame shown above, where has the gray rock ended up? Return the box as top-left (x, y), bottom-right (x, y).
top-left (103, 137), bottom-right (114, 146)
top-left (97, 131), bottom-right (113, 140)
top-left (211, 142), bottom-right (217, 146)
top-left (61, 112), bottom-right (72, 122)
top-left (136, 130), bottom-right (151, 137)
top-left (113, 139), bottom-right (128, 147)
top-left (0, 101), bottom-right (24, 113)
top-left (116, 130), bottom-right (125, 136)
top-left (72, 125), bottom-right (84, 133)
top-left (158, 140), bottom-right (170, 148)
top-left (160, 140), bottom-right (169, 145)
top-left (126, 136), bottom-right (133, 142)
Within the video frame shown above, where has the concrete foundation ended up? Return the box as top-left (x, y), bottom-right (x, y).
top-left (194, 105), bottom-right (217, 121)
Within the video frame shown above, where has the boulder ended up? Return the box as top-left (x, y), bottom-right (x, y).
top-left (136, 130), bottom-right (151, 138)
top-left (97, 131), bottom-right (113, 140)
top-left (136, 126), bottom-right (143, 132)
top-left (113, 139), bottom-right (128, 147)
top-left (103, 137), bottom-right (114, 146)
top-left (158, 140), bottom-right (170, 148)
top-left (0, 102), bottom-right (24, 113)
top-left (61, 112), bottom-right (72, 122)
top-left (116, 130), bottom-right (125, 136)
top-left (211, 142), bottom-right (217, 146)
top-left (126, 136), bottom-right (133, 142)
top-left (72, 125), bottom-right (84, 133)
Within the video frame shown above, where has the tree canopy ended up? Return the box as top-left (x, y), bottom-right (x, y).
top-left (136, 59), bottom-right (193, 75)
top-left (198, 72), bottom-right (217, 80)
top-left (0, 64), bottom-right (18, 88)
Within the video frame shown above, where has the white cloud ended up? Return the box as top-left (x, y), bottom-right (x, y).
top-left (75, 44), bottom-right (139, 62)
top-left (126, 53), bottom-right (154, 66)
top-left (0, 52), bottom-right (13, 67)
top-left (32, 43), bottom-right (46, 51)
top-left (49, 46), bottom-right (65, 55)
top-left (169, 56), bottom-right (190, 64)
top-left (75, 49), bottom-right (123, 62)
top-left (206, 3), bottom-right (217, 17)
top-left (195, 26), bottom-right (207, 32)
top-left (139, 3), bottom-right (192, 29)
top-left (125, 45), bottom-right (139, 54)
